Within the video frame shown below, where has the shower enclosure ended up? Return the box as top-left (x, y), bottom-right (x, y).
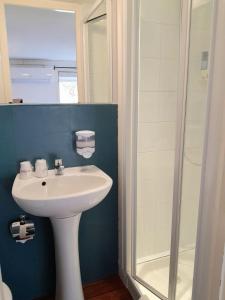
top-left (127, 0), bottom-right (214, 299)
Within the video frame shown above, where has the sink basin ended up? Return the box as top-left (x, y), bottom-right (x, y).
top-left (12, 165), bottom-right (112, 218)
top-left (12, 165), bottom-right (113, 300)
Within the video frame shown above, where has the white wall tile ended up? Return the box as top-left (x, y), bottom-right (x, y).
top-left (140, 58), bottom-right (160, 91)
top-left (140, 21), bottom-right (161, 59)
top-left (139, 151), bottom-right (175, 182)
top-left (139, 92), bottom-right (160, 123)
top-left (158, 92), bottom-right (177, 122)
top-left (138, 122), bottom-right (176, 152)
top-left (184, 123), bottom-right (205, 149)
top-left (140, 0), bottom-right (162, 23)
top-left (160, 0), bottom-right (180, 25)
top-left (159, 59), bottom-right (178, 91)
top-left (139, 92), bottom-right (177, 123)
top-left (160, 25), bottom-right (179, 59)
top-left (140, 0), bottom-right (180, 25)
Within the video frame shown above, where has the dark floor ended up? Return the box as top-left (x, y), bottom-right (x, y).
top-left (36, 276), bottom-right (133, 300)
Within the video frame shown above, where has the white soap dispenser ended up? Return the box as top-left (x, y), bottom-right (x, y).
top-left (75, 130), bottom-right (95, 159)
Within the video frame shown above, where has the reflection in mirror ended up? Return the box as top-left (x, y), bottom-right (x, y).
top-left (86, 0), bottom-right (111, 103)
top-left (5, 5), bottom-right (78, 104)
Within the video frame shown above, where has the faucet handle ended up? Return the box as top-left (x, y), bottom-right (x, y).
top-left (55, 159), bottom-right (63, 167)
top-left (55, 159), bottom-right (64, 175)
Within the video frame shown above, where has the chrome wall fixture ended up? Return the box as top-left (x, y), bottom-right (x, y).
top-left (10, 215), bottom-right (35, 243)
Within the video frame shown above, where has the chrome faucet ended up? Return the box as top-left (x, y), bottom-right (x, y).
top-left (55, 159), bottom-right (64, 175)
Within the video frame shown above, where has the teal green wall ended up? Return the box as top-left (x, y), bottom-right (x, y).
top-left (0, 104), bottom-right (118, 300)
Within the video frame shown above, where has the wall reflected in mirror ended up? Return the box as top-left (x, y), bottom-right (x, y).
top-left (86, 0), bottom-right (112, 103)
top-left (5, 5), bottom-right (78, 104)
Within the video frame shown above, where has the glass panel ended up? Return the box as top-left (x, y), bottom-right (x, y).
top-left (135, 0), bottom-right (181, 298)
top-left (176, 1), bottom-right (213, 299)
top-left (87, 6), bottom-right (111, 103)
top-left (5, 5), bottom-right (77, 104)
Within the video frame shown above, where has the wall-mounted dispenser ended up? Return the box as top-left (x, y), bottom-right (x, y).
top-left (75, 130), bottom-right (95, 159)
top-left (10, 215), bottom-right (35, 244)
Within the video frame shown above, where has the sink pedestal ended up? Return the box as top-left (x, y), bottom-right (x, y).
top-left (51, 214), bottom-right (84, 300)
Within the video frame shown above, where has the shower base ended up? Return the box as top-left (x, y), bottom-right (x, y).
top-left (136, 249), bottom-right (195, 300)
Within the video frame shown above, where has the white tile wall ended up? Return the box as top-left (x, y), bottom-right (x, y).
top-left (159, 59), bottom-right (178, 91)
top-left (140, 21), bottom-right (161, 59)
top-left (137, 0), bottom-right (180, 260)
top-left (140, 0), bottom-right (180, 25)
top-left (160, 25), bottom-right (179, 59)
top-left (140, 58), bottom-right (160, 91)
top-left (138, 122), bottom-right (176, 152)
top-left (136, 1), bottom-right (210, 262)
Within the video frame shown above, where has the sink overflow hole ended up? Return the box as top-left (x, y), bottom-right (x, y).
top-left (42, 181), bottom-right (47, 186)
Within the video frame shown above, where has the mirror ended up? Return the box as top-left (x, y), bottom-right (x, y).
top-left (5, 4), bottom-right (78, 104)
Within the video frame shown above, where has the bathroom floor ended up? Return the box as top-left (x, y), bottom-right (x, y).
top-left (36, 276), bottom-right (132, 300)
top-left (83, 276), bottom-right (132, 300)
top-left (136, 249), bottom-right (195, 300)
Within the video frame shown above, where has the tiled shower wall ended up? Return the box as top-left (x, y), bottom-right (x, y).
top-left (136, 0), bottom-right (211, 260)
top-left (137, 0), bottom-right (180, 260)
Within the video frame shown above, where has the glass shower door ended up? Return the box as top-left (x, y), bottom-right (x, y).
top-left (134, 0), bottom-right (213, 299)
top-left (175, 1), bottom-right (213, 299)
top-left (135, 0), bottom-right (181, 298)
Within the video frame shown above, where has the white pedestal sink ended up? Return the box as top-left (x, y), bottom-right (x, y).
top-left (12, 165), bottom-right (113, 300)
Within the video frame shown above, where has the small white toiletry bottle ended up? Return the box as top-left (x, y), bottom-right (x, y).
top-left (35, 159), bottom-right (48, 178)
top-left (20, 161), bottom-right (33, 179)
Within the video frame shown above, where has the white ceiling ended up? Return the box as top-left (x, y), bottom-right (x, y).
top-left (5, 5), bottom-right (77, 61)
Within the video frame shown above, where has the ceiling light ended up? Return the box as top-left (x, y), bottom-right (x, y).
top-left (54, 9), bottom-right (75, 14)
top-left (21, 73), bottom-right (31, 77)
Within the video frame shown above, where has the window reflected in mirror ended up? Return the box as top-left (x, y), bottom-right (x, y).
top-left (5, 5), bottom-right (78, 104)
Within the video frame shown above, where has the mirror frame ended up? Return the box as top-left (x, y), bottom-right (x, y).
top-left (0, 0), bottom-right (85, 104)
